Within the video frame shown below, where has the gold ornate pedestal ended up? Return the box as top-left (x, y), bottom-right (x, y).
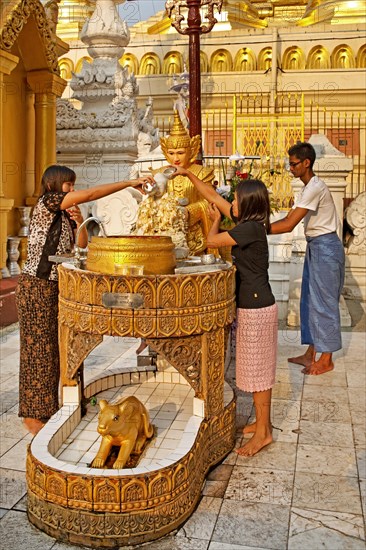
top-left (26, 265), bottom-right (236, 547)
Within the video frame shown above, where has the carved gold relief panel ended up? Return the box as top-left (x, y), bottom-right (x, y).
top-left (156, 310), bottom-right (180, 336)
top-left (148, 473), bottom-right (172, 505)
top-left (91, 305), bottom-right (112, 335)
top-left (46, 471), bottom-right (68, 507)
top-left (178, 309), bottom-right (200, 335)
top-left (127, 510), bottom-right (155, 537)
top-left (104, 512), bottom-right (130, 538)
top-left (32, 461), bottom-right (47, 499)
top-left (93, 275), bottom-right (112, 305)
top-left (172, 463), bottom-right (188, 492)
top-left (111, 309), bottom-right (134, 337)
top-left (215, 271), bottom-right (227, 302)
top-left (78, 273), bottom-right (93, 304)
top-left (79, 511), bottom-right (106, 537)
top-left (61, 270), bottom-right (77, 302)
top-left (61, 328), bottom-right (103, 385)
top-left (200, 275), bottom-right (216, 304)
top-left (133, 309), bottom-right (157, 338)
top-left (179, 277), bottom-right (199, 307)
top-left (132, 278), bottom-right (156, 308)
top-left (67, 476), bottom-right (93, 510)
top-left (111, 276), bottom-right (134, 295)
top-left (93, 477), bottom-right (121, 512)
top-left (121, 479), bottom-right (148, 511)
top-left (59, 298), bottom-right (78, 329)
top-left (147, 336), bottom-right (201, 393)
top-left (156, 277), bottom-right (179, 308)
top-left (199, 310), bottom-right (214, 333)
top-left (74, 303), bottom-right (93, 333)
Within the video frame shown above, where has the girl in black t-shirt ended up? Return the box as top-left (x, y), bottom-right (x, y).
top-left (172, 167), bottom-right (278, 457)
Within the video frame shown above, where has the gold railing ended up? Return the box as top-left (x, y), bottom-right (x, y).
top-left (154, 92), bottom-right (365, 206)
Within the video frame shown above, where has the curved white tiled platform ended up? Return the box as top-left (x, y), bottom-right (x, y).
top-left (30, 368), bottom-right (235, 477)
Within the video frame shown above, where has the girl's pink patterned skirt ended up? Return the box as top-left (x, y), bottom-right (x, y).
top-left (236, 303), bottom-right (278, 392)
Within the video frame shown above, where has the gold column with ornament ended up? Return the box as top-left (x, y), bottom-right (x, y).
top-left (0, 49), bottom-right (18, 278)
top-left (26, 71), bottom-right (67, 205)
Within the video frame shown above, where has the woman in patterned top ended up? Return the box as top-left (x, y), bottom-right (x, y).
top-left (16, 165), bottom-right (154, 435)
top-left (172, 166), bottom-right (277, 457)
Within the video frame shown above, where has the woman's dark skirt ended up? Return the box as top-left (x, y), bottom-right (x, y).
top-left (16, 274), bottom-right (60, 421)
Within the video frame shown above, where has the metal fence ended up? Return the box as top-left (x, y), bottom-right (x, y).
top-left (154, 92), bottom-right (365, 208)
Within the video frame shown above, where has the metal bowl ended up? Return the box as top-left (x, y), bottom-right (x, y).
top-left (200, 253), bottom-right (216, 265)
top-left (163, 167), bottom-right (177, 179)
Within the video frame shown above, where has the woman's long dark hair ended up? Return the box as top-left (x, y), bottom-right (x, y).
top-left (235, 178), bottom-right (271, 233)
top-left (40, 165), bottom-right (76, 196)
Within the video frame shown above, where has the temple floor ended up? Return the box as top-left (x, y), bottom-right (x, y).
top-left (0, 325), bottom-right (365, 549)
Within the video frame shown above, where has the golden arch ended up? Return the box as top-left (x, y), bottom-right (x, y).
top-left (75, 56), bottom-right (93, 74)
top-left (331, 44), bottom-right (355, 69)
top-left (234, 48), bottom-right (256, 72)
top-left (258, 47), bottom-right (272, 71)
top-left (356, 44), bottom-right (366, 68)
top-left (163, 51), bottom-right (183, 75)
top-left (200, 51), bottom-right (209, 73)
top-left (210, 49), bottom-right (233, 72)
top-left (306, 46), bottom-right (330, 69)
top-left (282, 46), bottom-right (305, 70)
top-left (119, 53), bottom-right (139, 74)
top-left (140, 52), bottom-right (161, 75)
top-left (58, 58), bottom-right (74, 80)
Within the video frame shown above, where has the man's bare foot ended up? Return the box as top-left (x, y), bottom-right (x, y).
top-left (136, 340), bottom-right (148, 355)
top-left (302, 361), bottom-right (334, 375)
top-left (235, 432), bottom-right (273, 457)
top-left (23, 418), bottom-right (45, 435)
top-left (288, 354), bottom-right (314, 367)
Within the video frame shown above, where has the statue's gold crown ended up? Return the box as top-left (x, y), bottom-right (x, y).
top-left (160, 111), bottom-right (201, 164)
top-left (163, 111), bottom-right (191, 148)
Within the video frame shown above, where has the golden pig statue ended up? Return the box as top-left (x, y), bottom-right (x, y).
top-left (91, 396), bottom-right (154, 469)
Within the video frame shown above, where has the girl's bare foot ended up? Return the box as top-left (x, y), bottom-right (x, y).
top-left (235, 432), bottom-right (273, 457)
top-left (23, 418), bottom-right (45, 435)
top-left (136, 340), bottom-right (148, 355)
top-left (243, 422), bottom-right (273, 436)
top-left (302, 361), bottom-right (334, 375)
top-left (243, 422), bottom-right (256, 435)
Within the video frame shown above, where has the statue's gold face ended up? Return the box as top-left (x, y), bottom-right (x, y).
top-left (166, 147), bottom-right (191, 168)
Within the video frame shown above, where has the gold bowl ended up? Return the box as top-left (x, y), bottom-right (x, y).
top-left (86, 235), bottom-right (176, 275)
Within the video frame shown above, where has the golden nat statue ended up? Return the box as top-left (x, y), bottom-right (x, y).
top-left (91, 396), bottom-right (154, 469)
top-left (154, 112), bottom-right (215, 255)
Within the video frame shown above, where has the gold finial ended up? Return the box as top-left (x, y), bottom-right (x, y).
top-left (160, 111), bottom-right (201, 164)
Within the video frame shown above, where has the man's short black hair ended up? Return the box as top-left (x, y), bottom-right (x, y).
top-left (288, 142), bottom-right (316, 169)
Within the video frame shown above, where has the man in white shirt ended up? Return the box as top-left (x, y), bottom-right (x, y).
top-left (270, 142), bottom-right (345, 375)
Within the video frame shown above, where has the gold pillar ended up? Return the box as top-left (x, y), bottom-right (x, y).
top-left (0, 49), bottom-right (18, 278)
top-left (25, 86), bottom-right (36, 198)
top-left (26, 71), bottom-right (66, 203)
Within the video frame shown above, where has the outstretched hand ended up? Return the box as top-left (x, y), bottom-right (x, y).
top-left (130, 175), bottom-right (155, 194)
top-left (66, 205), bottom-right (84, 225)
top-left (207, 202), bottom-right (221, 223)
top-left (169, 165), bottom-right (189, 177)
